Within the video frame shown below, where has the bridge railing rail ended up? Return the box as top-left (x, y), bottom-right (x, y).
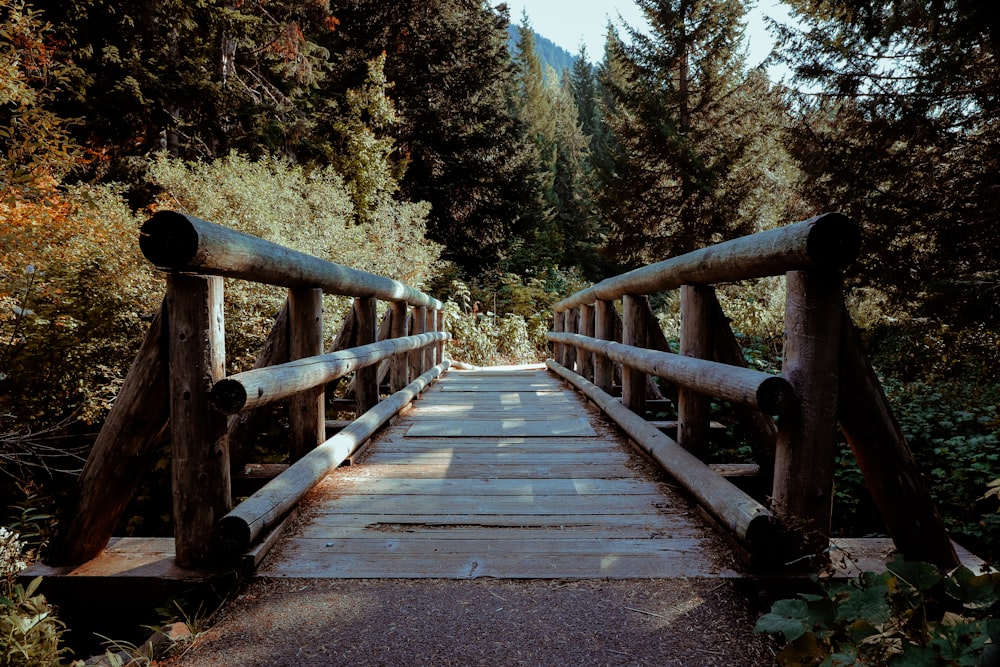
top-left (57, 212), bottom-right (448, 568)
top-left (548, 213), bottom-right (959, 569)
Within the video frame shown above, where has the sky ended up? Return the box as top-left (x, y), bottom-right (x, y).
top-left (502, 0), bottom-right (794, 74)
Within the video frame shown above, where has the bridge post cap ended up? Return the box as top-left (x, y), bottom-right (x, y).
top-left (805, 212), bottom-right (861, 270)
top-left (210, 378), bottom-right (250, 415)
top-left (139, 210), bottom-right (206, 269)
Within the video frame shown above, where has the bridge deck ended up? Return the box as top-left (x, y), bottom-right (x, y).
top-left (258, 366), bottom-right (739, 579)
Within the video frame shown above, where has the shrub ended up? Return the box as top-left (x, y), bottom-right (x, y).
top-left (755, 557), bottom-right (1000, 666)
top-left (146, 151), bottom-right (442, 371)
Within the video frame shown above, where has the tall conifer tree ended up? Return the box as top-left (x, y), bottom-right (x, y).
top-left (597, 0), bottom-right (771, 265)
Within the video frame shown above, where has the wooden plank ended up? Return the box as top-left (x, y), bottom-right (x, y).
top-left (369, 437), bottom-right (619, 451)
top-left (298, 513), bottom-right (694, 528)
top-left (341, 463), bottom-right (635, 479)
top-left (437, 384), bottom-right (563, 392)
top-left (288, 525), bottom-right (705, 541)
top-left (258, 551), bottom-right (734, 579)
top-left (298, 494), bottom-right (673, 515)
top-left (312, 477), bottom-right (664, 496)
top-left (363, 451), bottom-right (631, 465)
top-left (275, 536), bottom-right (705, 556)
top-left (405, 418), bottom-right (596, 437)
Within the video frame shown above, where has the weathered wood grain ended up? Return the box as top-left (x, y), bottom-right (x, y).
top-left (257, 366), bottom-right (733, 579)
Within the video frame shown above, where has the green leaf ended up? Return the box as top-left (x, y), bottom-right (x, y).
top-left (888, 558), bottom-right (942, 592)
top-left (836, 585), bottom-right (891, 625)
top-left (890, 644), bottom-right (940, 667)
top-left (944, 566), bottom-right (1000, 609)
top-left (755, 598), bottom-right (811, 641)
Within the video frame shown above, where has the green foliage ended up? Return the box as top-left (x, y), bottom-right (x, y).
top-left (773, 0), bottom-right (1000, 325)
top-left (756, 558), bottom-right (1000, 666)
top-left (0, 183), bottom-right (160, 431)
top-left (146, 151), bottom-right (441, 371)
top-left (0, 0), bottom-right (84, 190)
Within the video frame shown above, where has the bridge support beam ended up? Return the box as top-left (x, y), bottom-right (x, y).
top-left (621, 295), bottom-right (648, 416)
top-left (772, 270), bottom-right (843, 560)
top-left (390, 302), bottom-right (409, 393)
top-left (678, 285), bottom-right (714, 459)
top-left (167, 274), bottom-right (231, 568)
top-left (593, 300), bottom-right (615, 394)
top-left (354, 297), bottom-right (379, 414)
top-left (289, 288), bottom-right (324, 462)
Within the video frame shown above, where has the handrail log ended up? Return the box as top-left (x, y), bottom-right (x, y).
top-left (140, 211), bottom-right (443, 309)
top-left (546, 359), bottom-right (780, 552)
top-left (547, 332), bottom-right (795, 416)
top-left (554, 213), bottom-right (859, 312)
top-left (210, 332), bottom-right (450, 414)
top-left (217, 361), bottom-right (451, 556)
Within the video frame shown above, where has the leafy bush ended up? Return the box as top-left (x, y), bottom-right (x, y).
top-left (755, 557), bottom-right (1000, 666)
top-left (0, 184), bottom-right (160, 432)
top-left (146, 151), bottom-right (442, 372)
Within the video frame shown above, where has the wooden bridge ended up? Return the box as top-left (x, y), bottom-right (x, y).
top-left (29, 211), bottom-right (981, 611)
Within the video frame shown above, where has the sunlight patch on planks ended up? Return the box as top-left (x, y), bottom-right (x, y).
top-left (257, 367), bottom-right (737, 579)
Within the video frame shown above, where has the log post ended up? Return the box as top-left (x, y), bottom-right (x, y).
top-left (288, 288), bottom-right (324, 462)
top-left (167, 274), bottom-right (230, 568)
top-left (552, 310), bottom-right (565, 364)
top-left (426, 306), bottom-right (437, 370)
top-left (228, 303), bottom-right (289, 473)
top-left (772, 270), bottom-right (843, 559)
top-left (354, 296), bottom-right (379, 414)
top-left (390, 302), bottom-right (409, 393)
top-left (410, 306), bottom-right (427, 379)
top-left (837, 311), bottom-right (958, 568)
top-left (436, 309), bottom-right (446, 363)
top-left (678, 285), bottom-right (714, 459)
top-left (594, 300), bottom-right (614, 393)
top-left (564, 308), bottom-right (578, 371)
top-left (579, 304), bottom-right (595, 381)
top-left (621, 295), bottom-right (648, 415)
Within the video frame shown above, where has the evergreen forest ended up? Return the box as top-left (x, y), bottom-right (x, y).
top-left (1, 0), bottom-right (999, 662)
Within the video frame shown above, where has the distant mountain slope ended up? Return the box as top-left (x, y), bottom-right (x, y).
top-left (507, 24), bottom-right (577, 76)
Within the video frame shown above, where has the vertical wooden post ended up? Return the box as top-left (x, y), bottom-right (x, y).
top-left (288, 288), bottom-right (324, 462)
top-left (390, 301), bottom-right (409, 393)
top-left (354, 296), bottom-right (379, 414)
top-left (621, 295), bottom-right (648, 416)
top-left (167, 274), bottom-right (230, 568)
top-left (579, 304), bottom-right (595, 382)
top-left (436, 309), bottom-right (446, 364)
top-left (773, 270), bottom-right (843, 557)
top-left (678, 285), bottom-right (714, 459)
top-left (410, 305), bottom-right (427, 379)
top-left (552, 310), bottom-right (565, 364)
top-left (594, 300), bottom-right (614, 393)
top-left (426, 306), bottom-right (437, 369)
top-left (564, 308), bottom-right (578, 371)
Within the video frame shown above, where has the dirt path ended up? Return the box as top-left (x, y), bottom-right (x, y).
top-left (162, 578), bottom-right (776, 666)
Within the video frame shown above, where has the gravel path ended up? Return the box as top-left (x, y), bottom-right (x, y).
top-left (162, 577), bottom-right (777, 666)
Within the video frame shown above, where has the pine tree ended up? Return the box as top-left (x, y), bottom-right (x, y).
top-left (773, 0), bottom-right (1000, 321)
top-left (597, 0), bottom-right (771, 265)
top-left (321, 0), bottom-right (546, 276)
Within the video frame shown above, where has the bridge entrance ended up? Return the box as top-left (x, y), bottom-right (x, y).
top-left (258, 366), bottom-right (735, 579)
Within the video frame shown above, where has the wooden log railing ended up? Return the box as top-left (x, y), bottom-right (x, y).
top-left (549, 213), bottom-right (959, 570)
top-left (55, 211), bottom-right (448, 568)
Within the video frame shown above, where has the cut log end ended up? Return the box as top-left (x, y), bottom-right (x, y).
top-left (139, 211), bottom-right (200, 268)
top-left (216, 516), bottom-right (252, 557)
top-left (210, 379), bottom-right (249, 415)
top-left (756, 376), bottom-right (797, 416)
top-left (806, 212), bottom-right (861, 270)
